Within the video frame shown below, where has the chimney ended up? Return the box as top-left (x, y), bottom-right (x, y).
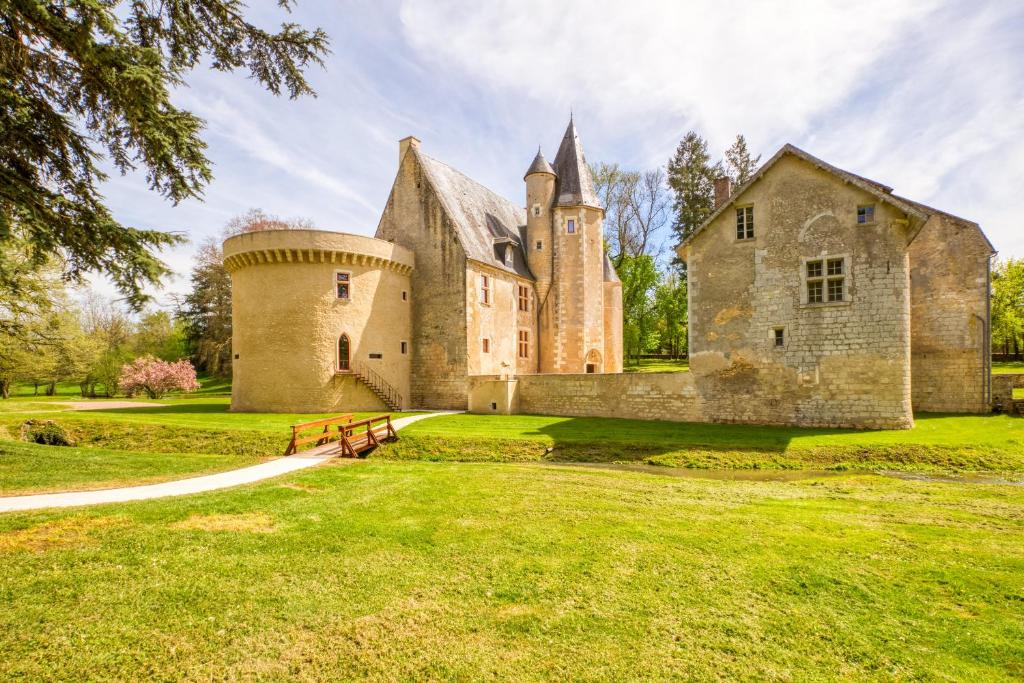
top-left (714, 176), bottom-right (732, 210)
top-left (399, 135), bottom-right (421, 165)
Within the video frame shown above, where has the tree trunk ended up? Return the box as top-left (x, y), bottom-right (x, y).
top-left (1, 379), bottom-right (10, 399)
top-left (45, 382), bottom-right (56, 396)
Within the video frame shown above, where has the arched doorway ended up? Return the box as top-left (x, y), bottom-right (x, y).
top-left (585, 348), bottom-right (602, 374)
top-left (338, 334), bottom-right (350, 371)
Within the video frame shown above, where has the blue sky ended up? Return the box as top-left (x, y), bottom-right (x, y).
top-left (97, 0), bottom-right (1024, 303)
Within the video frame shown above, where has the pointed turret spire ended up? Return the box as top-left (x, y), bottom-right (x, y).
top-left (552, 117), bottom-right (600, 208)
top-left (524, 147), bottom-right (555, 179)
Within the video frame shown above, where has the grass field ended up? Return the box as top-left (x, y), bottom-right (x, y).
top-left (389, 412), bottom-right (1024, 472)
top-left (1, 460), bottom-right (1022, 680)
top-left (623, 357), bottom-right (689, 373)
top-left (992, 360), bottom-right (1024, 374)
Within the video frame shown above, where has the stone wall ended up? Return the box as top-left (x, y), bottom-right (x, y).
top-left (682, 154), bottom-right (915, 429)
top-left (376, 143), bottom-right (470, 409)
top-left (225, 229), bottom-right (412, 413)
top-left (465, 262), bottom-right (538, 376)
top-left (909, 213), bottom-right (993, 413)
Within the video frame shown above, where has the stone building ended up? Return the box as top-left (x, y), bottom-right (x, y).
top-left (227, 118), bottom-right (623, 413)
top-left (677, 144), bottom-right (995, 428)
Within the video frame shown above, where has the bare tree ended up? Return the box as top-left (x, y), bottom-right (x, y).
top-left (225, 208), bottom-right (316, 235)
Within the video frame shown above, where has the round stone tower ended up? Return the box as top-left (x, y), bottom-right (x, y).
top-left (223, 229), bottom-right (414, 413)
top-left (524, 149), bottom-right (556, 303)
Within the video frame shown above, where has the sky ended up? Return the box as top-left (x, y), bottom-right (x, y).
top-left (96, 0), bottom-right (1024, 305)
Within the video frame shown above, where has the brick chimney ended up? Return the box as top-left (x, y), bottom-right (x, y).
top-left (714, 176), bottom-right (732, 210)
top-left (399, 135), bottom-right (421, 165)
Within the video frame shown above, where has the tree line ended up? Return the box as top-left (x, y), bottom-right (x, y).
top-left (992, 257), bottom-right (1024, 357)
top-left (596, 132), bottom-right (761, 365)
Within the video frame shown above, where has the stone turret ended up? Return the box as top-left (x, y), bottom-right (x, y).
top-left (524, 148), bottom-right (556, 304)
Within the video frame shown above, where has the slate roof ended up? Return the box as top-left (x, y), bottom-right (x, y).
top-left (415, 150), bottom-right (534, 278)
top-left (679, 143), bottom-right (984, 250)
top-left (524, 149), bottom-right (555, 179)
top-left (552, 118), bottom-right (601, 208)
top-left (603, 253), bottom-right (620, 283)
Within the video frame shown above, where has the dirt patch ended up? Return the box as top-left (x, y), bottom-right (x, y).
top-left (278, 483), bottom-right (319, 493)
top-left (171, 512), bottom-right (277, 533)
top-left (0, 516), bottom-right (126, 554)
top-left (58, 401), bottom-right (166, 411)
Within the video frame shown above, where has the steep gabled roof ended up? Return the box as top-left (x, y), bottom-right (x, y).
top-left (415, 149), bottom-right (534, 279)
top-left (679, 144), bottom-right (935, 249)
top-left (893, 194), bottom-right (995, 254)
top-left (552, 118), bottom-right (601, 208)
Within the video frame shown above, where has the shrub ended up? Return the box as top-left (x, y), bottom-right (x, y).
top-left (118, 356), bottom-right (201, 399)
top-left (21, 420), bottom-right (76, 446)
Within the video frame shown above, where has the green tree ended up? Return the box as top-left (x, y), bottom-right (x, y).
top-left (666, 131), bottom-right (719, 246)
top-left (0, 2), bottom-right (329, 307)
top-left (181, 238), bottom-right (233, 376)
top-left (617, 254), bottom-right (660, 366)
top-left (133, 310), bottom-right (188, 361)
top-left (654, 272), bottom-right (687, 357)
top-left (724, 134), bottom-right (761, 186)
top-left (992, 257), bottom-right (1024, 357)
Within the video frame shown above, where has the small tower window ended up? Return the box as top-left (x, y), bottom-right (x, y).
top-left (482, 338), bottom-right (490, 353)
top-left (774, 328), bottom-right (785, 347)
top-left (532, 204), bottom-right (541, 217)
top-left (535, 240), bottom-right (543, 251)
top-left (401, 341), bottom-right (408, 354)
top-left (567, 219), bottom-right (576, 234)
top-left (402, 290), bottom-right (407, 301)
top-left (338, 334), bottom-right (350, 371)
top-left (336, 272), bottom-right (351, 299)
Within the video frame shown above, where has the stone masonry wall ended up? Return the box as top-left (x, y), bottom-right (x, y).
top-left (909, 213), bottom-right (992, 413)
top-left (376, 148), bottom-right (470, 409)
top-left (684, 155), bottom-right (915, 429)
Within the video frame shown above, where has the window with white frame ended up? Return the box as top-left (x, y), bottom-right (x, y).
top-left (736, 206), bottom-right (754, 240)
top-left (857, 205), bottom-right (875, 224)
top-left (806, 257), bottom-right (846, 303)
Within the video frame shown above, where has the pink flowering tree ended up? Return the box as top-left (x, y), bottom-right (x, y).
top-left (118, 356), bottom-right (201, 399)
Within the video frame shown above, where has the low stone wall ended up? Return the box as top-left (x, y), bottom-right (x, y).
top-left (991, 374), bottom-right (1021, 413)
top-left (467, 368), bottom-right (921, 429)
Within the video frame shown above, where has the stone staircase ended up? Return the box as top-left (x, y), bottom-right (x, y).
top-left (353, 362), bottom-right (403, 412)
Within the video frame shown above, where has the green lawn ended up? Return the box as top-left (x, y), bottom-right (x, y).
top-left (0, 440), bottom-right (265, 496)
top-left (623, 357), bottom-right (689, 373)
top-left (0, 460), bottom-right (1021, 680)
top-left (390, 412), bottom-right (1024, 472)
top-left (992, 360), bottom-right (1024, 374)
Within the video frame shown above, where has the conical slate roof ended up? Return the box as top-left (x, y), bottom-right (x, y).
top-left (552, 117), bottom-right (601, 208)
top-left (524, 148), bottom-right (555, 179)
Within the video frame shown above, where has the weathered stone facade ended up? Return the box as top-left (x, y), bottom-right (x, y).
top-left (677, 145), bottom-right (994, 428)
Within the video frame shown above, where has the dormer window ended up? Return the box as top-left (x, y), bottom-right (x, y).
top-left (567, 219), bottom-right (576, 234)
top-left (857, 205), bottom-right (875, 224)
top-left (504, 245), bottom-right (514, 267)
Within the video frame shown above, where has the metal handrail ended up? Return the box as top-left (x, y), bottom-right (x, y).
top-left (353, 361), bottom-right (404, 411)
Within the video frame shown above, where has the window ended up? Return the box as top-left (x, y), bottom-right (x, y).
top-left (401, 341), bottom-right (408, 354)
top-left (585, 364), bottom-right (596, 374)
top-left (368, 353), bottom-right (382, 359)
top-left (806, 257), bottom-right (845, 304)
top-left (336, 272), bottom-right (350, 299)
top-left (535, 240), bottom-right (543, 251)
top-left (482, 338), bottom-right (490, 353)
top-left (567, 219), bottom-right (576, 234)
top-left (857, 205), bottom-right (875, 224)
top-left (504, 245), bottom-right (514, 267)
top-left (518, 330), bottom-right (529, 358)
top-left (517, 285), bottom-right (530, 312)
top-left (338, 334), bottom-right (350, 371)
top-left (402, 290), bottom-right (407, 301)
top-left (480, 275), bottom-right (490, 305)
top-left (532, 204), bottom-right (541, 217)
top-left (826, 258), bottom-right (845, 302)
top-left (774, 328), bottom-right (785, 348)
top-left (736, 206), bottom-right (754, 240)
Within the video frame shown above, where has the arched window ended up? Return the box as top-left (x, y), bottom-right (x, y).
top-left (338, 334), bottom-right (350, 371)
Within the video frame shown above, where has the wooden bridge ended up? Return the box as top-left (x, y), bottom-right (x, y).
top-left (283, 413), bottom-right (397, 457)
